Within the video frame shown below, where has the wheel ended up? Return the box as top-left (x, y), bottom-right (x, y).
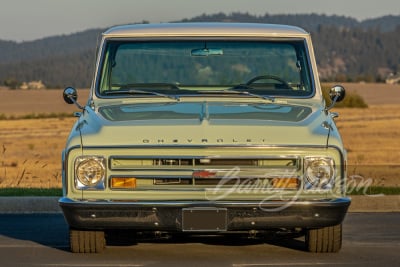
top-left (70, 229), bottom-right (105, 253)
top-left (245, 75), bottom-right (291, 89)
top-left (305, 224), bottom-right (342, 253)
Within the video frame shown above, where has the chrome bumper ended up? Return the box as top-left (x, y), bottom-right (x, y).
top-left (59, 197), bottom-right (351, 231)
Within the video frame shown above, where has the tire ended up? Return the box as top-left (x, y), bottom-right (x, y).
top-left (305, 224), bottom-right (342, 253)
top-left (70, 229), bottom-right (105, 253)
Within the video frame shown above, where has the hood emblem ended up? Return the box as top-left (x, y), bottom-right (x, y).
top-left (192, 170), bottom-right (217, 178)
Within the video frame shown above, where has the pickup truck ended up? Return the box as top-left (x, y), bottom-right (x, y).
top-left (59, 22), bottom-right (350, 253)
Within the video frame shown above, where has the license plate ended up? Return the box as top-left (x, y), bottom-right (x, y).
top-left (182, 208), bottom-right (227, 231)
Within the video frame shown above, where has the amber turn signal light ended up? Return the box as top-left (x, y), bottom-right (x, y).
top-left (110, 177), bottom-right (137, 189)
top-left (271, 178), bottom-right (299, 189)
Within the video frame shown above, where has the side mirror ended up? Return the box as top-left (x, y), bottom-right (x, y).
top-left (63, 87), bottom-right (84, 110)
top-left (63, 87), bottom-right (78, 104)
top-left (325, 85), bottom-right (345, 111)
top-left (329, 85), bottom-right (346, 103)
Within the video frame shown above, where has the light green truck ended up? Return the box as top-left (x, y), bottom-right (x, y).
top-left (59, 23), bottom-right (350, 253)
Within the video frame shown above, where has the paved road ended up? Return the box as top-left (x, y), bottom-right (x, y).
top-left (0, 213), bottom-right (399, 267)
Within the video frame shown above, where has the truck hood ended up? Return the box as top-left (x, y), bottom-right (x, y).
top-left (72, 101), bottom-right (340, 147)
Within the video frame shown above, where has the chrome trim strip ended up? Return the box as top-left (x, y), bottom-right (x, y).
top-left (109, 155), bottom-right (300, 159)
top-left (82, 144), bottom-right (341, 149)
top-left (67, 144), bottom-right (343, 151)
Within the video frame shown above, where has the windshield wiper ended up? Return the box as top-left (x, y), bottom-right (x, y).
top-left (223, 88), bottom-right (275, 102)
top-left (103, 89), bottom-right (180, 101)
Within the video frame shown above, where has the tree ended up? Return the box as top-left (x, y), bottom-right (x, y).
top-left (3, 78), bottom-right (20, 89)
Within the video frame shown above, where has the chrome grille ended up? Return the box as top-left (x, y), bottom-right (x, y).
top-left (109, 156), bottom-right (301, 190)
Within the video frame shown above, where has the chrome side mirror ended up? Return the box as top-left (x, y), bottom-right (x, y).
top-left (329, 85), bottom-right (346, 103)
top-left (63, 87), bottom-right (78, 104)
top-left (63, 87), bottom-right (84, 110)
top-left (326, 85), bottom-right (345, 111)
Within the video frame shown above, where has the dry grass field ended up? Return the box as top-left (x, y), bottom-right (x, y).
top-left (0, 118), bottom-right (75, 188)
top-left (335, 105), bottom-right (400, 187)
top-left (0, 87), bottom-right (90, 116)
top-left (0, 84), bottom-right (399, 188)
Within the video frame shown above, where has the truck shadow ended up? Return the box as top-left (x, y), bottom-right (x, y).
top-left (0, 213), bottom-right (70, 251)
top-left (0, 214), bottom-right (306, 253)
top-left (106, 230), bottom-right (306, 252)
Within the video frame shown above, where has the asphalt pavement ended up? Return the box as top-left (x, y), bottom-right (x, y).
top-left (0, 213), bottom-right (399, 266)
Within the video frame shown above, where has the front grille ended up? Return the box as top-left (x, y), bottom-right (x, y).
top-left (108, 155), bottom-right (301, 190)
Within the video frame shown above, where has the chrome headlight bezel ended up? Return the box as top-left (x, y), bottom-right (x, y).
top-left (304, 156), bottom-right (335, 190)
top-left (74, 156), bottom-right (106, 190)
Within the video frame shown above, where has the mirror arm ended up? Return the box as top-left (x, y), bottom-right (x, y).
top-left (67, 96), bottom-right (85, 110)
top-left (325, 94), bottom-right (339, 112)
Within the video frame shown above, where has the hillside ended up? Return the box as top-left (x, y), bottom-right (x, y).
top-left (0, 13), bottom-right (399, 88)
top-left (182, 13), bottom-right (400, 32)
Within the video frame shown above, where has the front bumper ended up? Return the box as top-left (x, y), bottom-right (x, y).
top-left (59, 197), bottom-right (350, 231)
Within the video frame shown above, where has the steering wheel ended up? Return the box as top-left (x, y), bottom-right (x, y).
top-left (245, 75), bottom-right (291, 89)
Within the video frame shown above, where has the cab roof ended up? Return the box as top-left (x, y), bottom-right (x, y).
top-left (102, 22), bottom-right (309, 38)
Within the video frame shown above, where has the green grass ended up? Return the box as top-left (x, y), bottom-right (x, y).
top-left (0, 188), bottom-right (62, 196)
top-left (0, 112), bottom-right (74, 120)
top-left (347, 186), bottom-right (400, 195)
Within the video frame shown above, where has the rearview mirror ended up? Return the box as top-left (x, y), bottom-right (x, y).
top-left (191, 48), bottom-right (223, 57)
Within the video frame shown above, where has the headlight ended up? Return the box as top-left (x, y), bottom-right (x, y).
top-left (304, 157), bottom-right (335, 189)
top-left (74, 156), bottom-right (106, 189)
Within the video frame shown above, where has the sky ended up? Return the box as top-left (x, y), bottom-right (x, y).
top-left (0, 0), bottom-right (399, 42)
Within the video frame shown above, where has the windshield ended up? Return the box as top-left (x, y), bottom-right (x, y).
top-left (97, 39), bottom-right (313, 98)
